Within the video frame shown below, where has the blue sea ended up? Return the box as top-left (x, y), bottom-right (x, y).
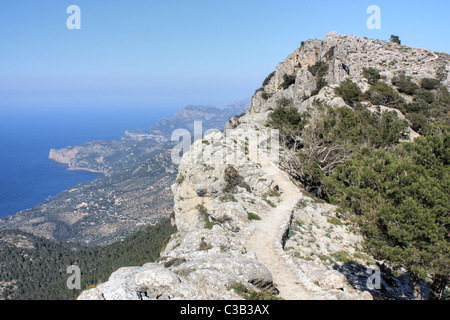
top-left (0, 104), bottom-right (176, 218)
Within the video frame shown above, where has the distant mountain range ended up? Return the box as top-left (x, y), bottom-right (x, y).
top-left (124, 99), bottom-right (251, 140)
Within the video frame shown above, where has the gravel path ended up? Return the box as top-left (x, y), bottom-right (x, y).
top-left (243, 158), bottom-right (312, 300)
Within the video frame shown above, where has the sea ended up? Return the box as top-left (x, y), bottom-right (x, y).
top-left (0, 104), bottom-right (177, 218)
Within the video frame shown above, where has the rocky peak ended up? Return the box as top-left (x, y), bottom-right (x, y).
top-left (250, 31), bottom-right (449, 117)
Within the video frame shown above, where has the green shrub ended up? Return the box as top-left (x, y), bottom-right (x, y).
top-left (407, 112), bottom-right (429, 134)
top-left (228, 283), bottom-right (282, 300)
top-left (264, 198), bottom-right (276, 208)
top-left (362, 67), bottom-right (381, 85)
top-left (231, 226), bottom-right (240, 233)
top-left (267, 107), bottom-right (304, 132)
top-left (392, 73), bottom-right (419, 95)
top-left (247, 212), bottom-right (262, 221)
top-left (266, 106), bottom-right (305, 148)
top-left (261, 91), bottom-right (272, 100)
top-left (311, 77), bottom-right (328, 96)
top-left (324, 46), bottom-right (335, 61)
top-left (176, 175), bottom-right (185, 184)
top-left (280, 74), bottom-right (296, 89)
top-left (267, 187), bottom-right (281, 197)
top-left (220, 194), bottom-right (237, 202)
top-left (254, 87), bottom-right (264, 95)
top-left (317, 254), bottom-right (332, 263)
top-left (379, 111), bottom-right (410, 145)
top-left (331, 251), bottom-right (355, 264)
top-left (414, 88), bottom-right (435, 104)
top-left (390, 35), bottom-right (401, 45)
top-left (405, 101), bottom-right (429, 114)
top-left (204, 221), bottom-right (219, 230)
top-left (334, 79), bottom-right (362, 105)
top-left (364, 82), bottom-right (403, 106)
top-left (308, 61), bottom-right (329, 77)
top-left (267, 100), bottom-right (408, 194)
top-left (276, 97), bottom-right (293, 108)
top-left (327, 217), bottom-right (343, 226)
top-left (161, 235), bottom-right (172, 252)
top-left (197, 204), bottom-right (210, 226)
top-left (263, 71), bottom-right (276, 87)
top-left (421, 78), bottom-right (441, 90)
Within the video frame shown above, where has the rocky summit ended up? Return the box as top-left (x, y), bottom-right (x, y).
top-left (78, 32), bottom-right (449, 300)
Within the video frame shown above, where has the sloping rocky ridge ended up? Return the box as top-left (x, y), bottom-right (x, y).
top-left (78, 32), bottom-right (449, 300)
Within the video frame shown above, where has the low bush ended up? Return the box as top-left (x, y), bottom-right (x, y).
top-left (362, 67), bottom-right (381, 85)
top-left (228, 283), bottom-right (282, 300)
top-left (263, 71), bottom-right (276, 87)
top-left (247, 212), bottom-right (262, 221)
top-left (276, 97), bottom-right (293, 108)
top-left (261, 91), bottom-right (272, 101)
top-left (392, 73), bottom-right (419, 95)
top-left (421, 78), bottom-right (441, 90)
top-left (364, 82), bottom-right (403, 106)
top-left (390, 35), bottom-right (401, 45)
top-left (414, 88), bottom-right (435, 104)
top-left (327, 217), bottom-right (343, 226)
top-left (308, 61), bottom-right (329, 77)
top-left (311, 77), bottom-right (328, 96)
top-left (331, 251), bottom-right (355, 264)
top-left (280, 74), bottom-right (296, 89)
top-left (334, 79), bottom-right (362, 105)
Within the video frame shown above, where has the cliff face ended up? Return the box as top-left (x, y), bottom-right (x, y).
top-left (78, 32), bottom-right (449, 300)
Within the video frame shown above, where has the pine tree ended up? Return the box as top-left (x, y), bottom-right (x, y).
top-left (326, 124), bottom-right (449, 299)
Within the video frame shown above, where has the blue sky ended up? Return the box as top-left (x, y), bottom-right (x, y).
top-left (0, 0), bottom-right (449, 109)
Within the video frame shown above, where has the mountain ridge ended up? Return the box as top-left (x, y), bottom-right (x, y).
top-left (78, 32), bottom-right (449, 300)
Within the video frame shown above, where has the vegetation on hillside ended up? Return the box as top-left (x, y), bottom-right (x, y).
top-left (266, 74), bottom-right (449, 299)
top-left (390, 35), bottom-right (401, 45)
top-left (309, 61), bottom-right (329, 96)
top-left (268, 99), bottom-right (409, 195)
top-left (325, 125), bottom-right (449, 300)
top-left (0, 215), bottom-right (177, 300)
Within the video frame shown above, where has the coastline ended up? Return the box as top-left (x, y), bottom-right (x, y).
top-left (48, 148), bottom-right (108, 174)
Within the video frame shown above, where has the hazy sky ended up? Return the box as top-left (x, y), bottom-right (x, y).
top-left (1, 0), bottom-right (449, 109)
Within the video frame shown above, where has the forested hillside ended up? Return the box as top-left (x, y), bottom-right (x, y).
top-left (0, 215), bottom-right (176, 300)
